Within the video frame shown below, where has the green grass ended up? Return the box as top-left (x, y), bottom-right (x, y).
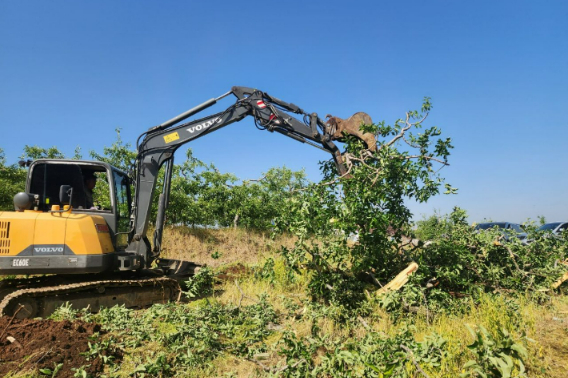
top-left (4, 228), bottom-right (567, 377)
top-left (72, 255), bottom-right (565, 378)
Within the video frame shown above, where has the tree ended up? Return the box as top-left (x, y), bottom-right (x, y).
top-left (414, 207), bottom-right (468, 241)
top-left (20, 145), bottom-right (66, 160)
top-left (90, 128), bottom-right (137, 172)
top-left (166, 150), bottom-right (308, 230)
top-left (0, 149), bottom-right (27, 211)
top-left (220, 167), bottom-right (308, 230)
top-left (167, 150), bottom-right (223, 227)
top-left (275, 98), bottom-right (455, 307)
top-left (0, 132), bottom-right (309, 231)
top-left (0, 145), bottom-right (69, 211)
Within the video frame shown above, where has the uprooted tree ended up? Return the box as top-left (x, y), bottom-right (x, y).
top-left (274, 98), bottom-right (455, 308)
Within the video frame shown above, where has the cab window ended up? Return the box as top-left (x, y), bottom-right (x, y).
top-left (113, 170), bottom-right (131, 247)
top-left (29, 163), bottom-right (111, 211)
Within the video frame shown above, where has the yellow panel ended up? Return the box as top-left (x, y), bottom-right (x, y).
top-left (164, 132), bottom-right (180, 143)
top-left (33, 212), bottom-right (66, 251)
top-left (91, 216), bottom-right (115, 254)
top-left (64, 213), bottom-right (114, 255)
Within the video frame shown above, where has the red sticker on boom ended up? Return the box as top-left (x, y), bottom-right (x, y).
top-left (256, 100), bottom-right (266, 109)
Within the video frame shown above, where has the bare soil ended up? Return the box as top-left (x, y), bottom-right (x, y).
top-left (0, 317), bottom-right (119, 378)
top-left (216, 263), bottom-right (252, 282)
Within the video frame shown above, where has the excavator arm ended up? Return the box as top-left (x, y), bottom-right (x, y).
top-left (124, 86), bottom-right (358, 269)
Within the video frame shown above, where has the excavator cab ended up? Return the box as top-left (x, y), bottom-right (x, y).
top-left (0, 160), bottom-right (132, 275)
top-left (26, 159), bottom-right (132, 248)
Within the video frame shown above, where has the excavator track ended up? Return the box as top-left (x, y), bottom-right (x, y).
top-left (0, 276), bottom-right (182, 319)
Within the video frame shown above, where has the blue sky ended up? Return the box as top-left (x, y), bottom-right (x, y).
top-left (1, 1), bottom-right (566, 223)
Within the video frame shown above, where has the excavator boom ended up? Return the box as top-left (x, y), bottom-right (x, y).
top-left (126, 86), bottom-right (372, 269)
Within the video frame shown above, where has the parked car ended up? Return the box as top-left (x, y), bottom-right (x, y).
top-left (537, 222), bottom-right (568, 236)
top-left (474, 222), bottom-right (528, 244)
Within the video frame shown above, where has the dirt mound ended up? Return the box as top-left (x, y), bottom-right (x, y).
top-left (216, 263), bottom-right (252, 282)
top-left (0, 317), bottom-right (118, 378)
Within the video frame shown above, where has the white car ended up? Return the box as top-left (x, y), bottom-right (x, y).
top-left (537, 222), bottom-right (568, 236)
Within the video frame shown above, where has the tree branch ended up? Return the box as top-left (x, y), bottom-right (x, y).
top-left (234, 279), bottom-right (258, 309)
top-left (382, 111), bottom-right (429, 150)
top-left (402, 155), bottom-right (449, 165)
top-left (400, 344), bottom-right (430, 378)
top-left (291, 156), bottom-right (354, 192)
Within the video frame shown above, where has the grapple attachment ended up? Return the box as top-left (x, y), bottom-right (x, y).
top-left (325, 112), bottom-right (377, 152)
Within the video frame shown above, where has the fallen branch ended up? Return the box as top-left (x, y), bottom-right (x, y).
top-left (377, 262), bottom-right (419, 296)
top-left (246, 357), bottom-right (271, 372)
top-left (275, 358), bottom-right (308, 373)
top-left (235, 279), bottom-right (258, 309)
top-left (367, 271), bottom-right (383, 288)
top-left (400, 344), bottom-right (430, 378)
top-left (552, 268), bottom-right (568, 290)
top-left (0, 305), bottom-right (24, 341)
top-left (357, 316), bottom-right (370, 330)
top-left (6, 336), bottom-right (22, 349)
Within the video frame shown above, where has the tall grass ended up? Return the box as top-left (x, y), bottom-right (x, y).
top-left (158, 227), bottom-right (567, 378)
top-left (160, 226), bottom-right (296, 268)
top-left (210, 256), bottom-right (567, 377)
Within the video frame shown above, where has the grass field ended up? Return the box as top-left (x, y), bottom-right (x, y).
top-left (1, 226), bottom-right (567, 377)
top-left (148, 227), bottom-right (568, 377)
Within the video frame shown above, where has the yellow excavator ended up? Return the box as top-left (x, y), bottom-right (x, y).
top-left (0, 86), bottom-right (374, 318)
